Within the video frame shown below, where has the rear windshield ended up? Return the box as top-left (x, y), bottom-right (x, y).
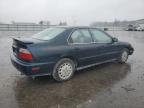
top-left (32, 27), bottom-right (66, 40)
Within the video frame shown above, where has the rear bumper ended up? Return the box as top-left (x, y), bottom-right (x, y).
top-left (11, 54), bottom-right (55, 77)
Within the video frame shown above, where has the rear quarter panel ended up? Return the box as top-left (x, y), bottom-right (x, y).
top-left (28, 43), bottom-right (76, 64)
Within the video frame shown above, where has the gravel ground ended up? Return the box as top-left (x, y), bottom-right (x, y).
top-left (0, 31), bottom-right (144, 108)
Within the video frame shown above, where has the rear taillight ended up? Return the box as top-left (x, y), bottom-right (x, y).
top-left (18, 48), bottom-right (33, 61)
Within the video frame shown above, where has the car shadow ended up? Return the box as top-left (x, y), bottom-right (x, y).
top-left (14, 62), bottom-right (131, 108)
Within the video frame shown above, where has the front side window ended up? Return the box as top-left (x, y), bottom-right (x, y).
top-left (70, 29), bottom-right (92, 43)
top-left (90, 29), bottom-right (112, 43)
top-left (32, 27), bottom-right (66, 40)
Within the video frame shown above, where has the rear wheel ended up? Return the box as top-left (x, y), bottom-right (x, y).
top-left (119, 49), bottom-right (129, 63)
top-left (52, 58), bottom-right (75, 82)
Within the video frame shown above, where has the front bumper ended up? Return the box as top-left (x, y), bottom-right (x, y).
top-left (11, 54), bottom-right (55, 77)
top-left (129, 47), bottom-right (134, 55)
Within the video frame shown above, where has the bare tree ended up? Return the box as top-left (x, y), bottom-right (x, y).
top-left (58, 21), bottom-right (67, 26)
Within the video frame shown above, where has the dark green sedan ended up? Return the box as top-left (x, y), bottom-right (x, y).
top-left (11, 26), bottom-right (134, 81)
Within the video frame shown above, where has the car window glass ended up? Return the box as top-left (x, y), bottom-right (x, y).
top-left (90, 29), bottom-right (112, 43)
top-left (70, 29), bottom-right (92, 43)
top-left (32, 27), bottom-right (66, 40)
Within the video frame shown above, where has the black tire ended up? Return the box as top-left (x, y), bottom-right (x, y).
top-left (52, 58), bottom-right (75, 82)
top-left (118, 48), bottom-right (129, 64)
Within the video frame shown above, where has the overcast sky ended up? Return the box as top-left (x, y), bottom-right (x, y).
top-left (0, 0), bottom-right (144, 25)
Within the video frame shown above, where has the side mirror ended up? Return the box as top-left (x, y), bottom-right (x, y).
top-left (112, 37), bottom-right (118, 42)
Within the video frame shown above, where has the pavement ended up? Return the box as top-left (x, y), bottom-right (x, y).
top-left (0, 31), bottom-right (144, 108)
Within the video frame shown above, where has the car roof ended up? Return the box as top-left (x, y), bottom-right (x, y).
top-left (49, 26), bottom-right (98, 29)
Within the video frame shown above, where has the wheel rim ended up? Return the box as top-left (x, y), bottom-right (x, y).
top-left (57, 62), bottom-right (73, 80)
top-left (121, 51), bottom-right (128, 62)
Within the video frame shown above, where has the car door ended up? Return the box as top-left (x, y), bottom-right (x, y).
top-left (89, 28), bottom-right (120, 62)
top-left (68, 28), bottom-right (106, 67)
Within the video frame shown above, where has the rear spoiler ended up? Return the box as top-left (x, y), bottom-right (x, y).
top-left (11, 37), bottom-right (34, 44)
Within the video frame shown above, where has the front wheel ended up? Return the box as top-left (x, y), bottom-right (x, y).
top-left (118, 49), bottom-right (129, 64)
top-left (52, 58), bottom-right (75, 82)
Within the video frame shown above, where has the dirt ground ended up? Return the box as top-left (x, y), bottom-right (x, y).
top-left (0, 31), bottom-right (144, 108)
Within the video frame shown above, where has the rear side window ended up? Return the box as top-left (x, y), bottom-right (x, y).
top-left (70, 29), bottom-right (92, 43)
top-left (90, 29), bottom-right (112, 43)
